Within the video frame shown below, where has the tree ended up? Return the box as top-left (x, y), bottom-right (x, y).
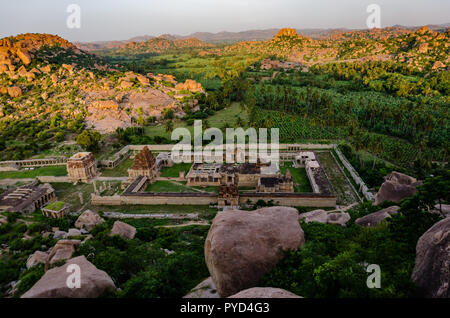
top-left (76, 130), bottom-right (102, 151)
top-left (165, 121), bottom-right (174, 133)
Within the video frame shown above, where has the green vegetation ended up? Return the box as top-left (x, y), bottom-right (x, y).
top-left (160, 163), bottom-right (192, 178)
top-left (145, 180), bottom-right (216, 194)
top-left (43, 201), bottom-right (65, 211)
top-left (280, 163), bottom-right (312, 193)
top-left (260, 172), bottom-right (448, 298)
top-left (76, 130), bottom-right (102, 151)
top-left (0, 166), bottom-right (67, 179)
top-left (100, 159), bottom-right (133, 177)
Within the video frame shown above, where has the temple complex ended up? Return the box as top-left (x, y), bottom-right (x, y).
top-left (0, 182), bottom-right (56, 213)
top-left (67, 152), bottom-right (98, 183)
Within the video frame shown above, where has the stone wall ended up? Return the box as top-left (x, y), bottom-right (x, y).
top-left (91, 192), bottom-right (336, 208)
top-left (91, 193), bottom-right (217, 206)
top-left (333, 145), bottom-right (374, 201)
top-left (240, 193), bottom-right (336, 207)
top-left (0, 158), bottom-right (67, 168)
top-left (37, 176), bottom-right (70, 183)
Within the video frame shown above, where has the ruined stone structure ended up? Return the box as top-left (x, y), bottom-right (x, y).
top-left (42, 205), bottom-right (69, 219)
top-left (218, 184), bottom-right (240, 208)
top-left (67, 152), bottom-right (98, 183)
top-left (128, 146), bottom-right (157, 181)
top-left (257, 170), bottom-right (294, 193)
top-left (0, 182), bottom-right (56, 213)
top-left (186, 162), bottom-right (280, 188)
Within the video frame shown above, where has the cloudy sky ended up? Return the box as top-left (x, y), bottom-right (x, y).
top-left (0, 0), bottom-right (448, 41)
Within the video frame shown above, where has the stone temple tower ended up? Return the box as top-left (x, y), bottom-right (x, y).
top-left (128, 146), bottom-right (157, 182)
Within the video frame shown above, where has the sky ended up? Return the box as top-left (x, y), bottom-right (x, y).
top-left (0, 0), bottom-right (449, 42)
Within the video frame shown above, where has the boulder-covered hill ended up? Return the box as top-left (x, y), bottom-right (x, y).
top-left (111, 36), bottom-right (214, 54)
top-left (0, 33), bottom-right (205, 134)
top-left (225, 27), bottom-right (449, 71)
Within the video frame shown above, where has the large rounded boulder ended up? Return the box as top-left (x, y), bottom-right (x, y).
top-left (411, 218), bottom-right (450, 298)
top-left (355, 206), bottom-right (400, 227)
top-left (22, 256), bottom-right (116, 298)
top-left (228, 287), bottom-right (302, 298)
top-left (75, 210), bottom-right (104, 231)
top-left (375, 172), bottom-right (421, 205)
top-left (205, 206), bottom-right (305, 297)
top-left (110, 221), bottom-right (136, 240)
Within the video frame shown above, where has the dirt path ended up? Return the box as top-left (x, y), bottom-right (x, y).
top-left (156, 221), bottom-right (210, 228)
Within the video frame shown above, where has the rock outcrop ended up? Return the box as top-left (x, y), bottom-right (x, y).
top-left (47, 240), bottom-right (81, 265)
top-left (22, 256), bottom-right (116, 298)
top-left (175, 79), bottom-right (204, 93)
top-left (7, 86), bottom-right (22, 98)
top-left (411, 218), bottom-right (450, 298)
top-left (183, 277), bottom-right (220, 298)
top-left (327, 212), bottom-right (351, 226)
top-left (205, 206), bottom-right (304, 297)
top-left (26, 251), bottom-right (49, 269)
top-left (75, 210), bottom-right (105, 231)
top-left (228, 287), bottom-right (302, 298)
top-left (299, 209), bottom-right (328, 224)
top-left (299, 210), bottom-right (350, 226)
top-left (110, 221), bottom-right (136, 240)
top-left (374, 171), bottom-right (421, 205)
top-left (355, 206), bottom-right (400, 227)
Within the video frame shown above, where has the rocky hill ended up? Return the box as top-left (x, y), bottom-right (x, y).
top-left (110, 37), bottom-right (213, 54)
top-left (225, 26), bottom-right (449, 71)
top-left (0, 33), bottom-right (205, 136)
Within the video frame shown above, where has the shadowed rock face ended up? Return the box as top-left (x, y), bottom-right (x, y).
top-left (375, 171), bottom-right (421, 205)
top-left (412, 218), bottom-right (450, 298)
top-left (21, 256), bottom-right (116, 298)
top-left (355, 206), bottom-right (400, 227)
top-left (205, 206), bottom-right (305, 297)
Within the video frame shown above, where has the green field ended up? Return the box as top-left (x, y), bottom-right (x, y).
top-left (160, 163), bottom-right (192, 178)
top-left (100, 158), bottom-right (133, 177)
top-left (280, 163), bottom-right (313, 193)
top-left (0, 166), bottom-right (67, 179)
top-left (44, 201), bottom-right (65, 211)
top-left (144, 102), bottom-right (248, 139)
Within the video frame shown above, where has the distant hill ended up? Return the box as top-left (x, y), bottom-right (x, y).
top-left (75, 23), bottom-right (449, 50)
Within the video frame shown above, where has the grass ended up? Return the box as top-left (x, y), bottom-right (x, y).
top-left (44, 201), bottom-right (65, 211)
top-left (144, 180), bottom-right (218, 194)
top-left (144, 102), bottom-right (249, 139)
top-left (160, 163), bottom-right (192, 178)
top-left (100, 158), bottom-right (133, 177)
top-left (50, 182), bottom-right (94, 211)
top-left (0, 166), bottom-right (67, 179)
top-left (280, 163), bottom-right (312, 193)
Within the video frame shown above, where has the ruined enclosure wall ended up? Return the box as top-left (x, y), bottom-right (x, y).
top-left (91, 194), bottom-right (218, 206)
top-left (240, 194), bottom-right (336, 207)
